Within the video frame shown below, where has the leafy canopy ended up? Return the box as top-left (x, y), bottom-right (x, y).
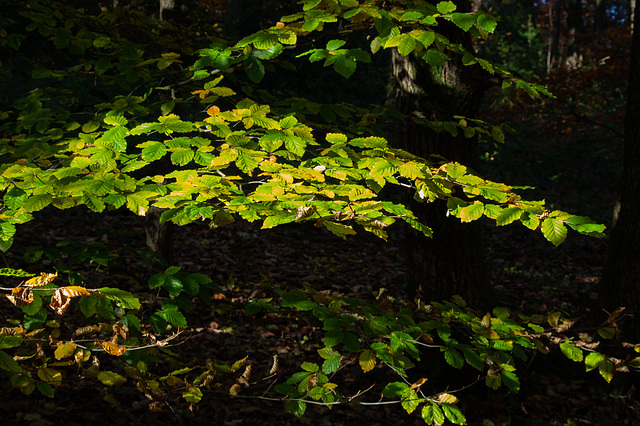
top-left (0, 0), bottom-right (619, 424)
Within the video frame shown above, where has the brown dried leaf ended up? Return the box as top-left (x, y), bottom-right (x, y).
top-left (74, 348), bottom-right (91, 365)
top-left (101, 341), bottom-right (128, 356)
top-left (295, 206), bottom-right (317, 221)
top-left (73, 323), bottom-right (109, 337)
top-left (410, 377), bottom-right (428, 389)
top-left (229, 383), bottom-right (241, 396)
top-left (269, 355), bottom-right (279, 375)
top-left (148, 401), bottom-right (165, 412)
top-left (49, 286), bottom-right (91, 315)
top-left (6, 286), bottom-right (33, 306)
top-left (24, 272), bottom-right (57, 287)
top-left (113, 322), bottom-right (129, 341)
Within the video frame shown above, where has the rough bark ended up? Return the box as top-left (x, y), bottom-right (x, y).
top-left (598, 8), bottom-right (640, 335)
top-left (388, 7), bottom-right (493, 307)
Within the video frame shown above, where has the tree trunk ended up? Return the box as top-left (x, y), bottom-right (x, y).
top-left (595, 0), bottom-right (609, 31)
top-left (563, 0), bottom-right (584, 69)
top-left (145, 206), bottom-right (174, 265)
top-left (598, 8), bottom-right (640, 335)
top-left (547, 0), bottom-right (561, 74)
top-left (388, 5), bottom-right (493, 307)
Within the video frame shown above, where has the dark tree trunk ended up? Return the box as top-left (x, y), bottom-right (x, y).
top-left (595, 0), bottom-right (609, 31)
top-left (563, 0), bottom-right (584, 68)
top-left (598, 9), bottom-right (640, 335)
top-left (145, 206), bottom-right (174, 265)
top-left (388, 3), bottom-right (493, 307)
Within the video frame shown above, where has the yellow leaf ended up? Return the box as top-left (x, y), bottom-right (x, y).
top-left (54, 342), bottom-right (77, 360)
top-left (24, 272), bottom-right (57, 287)
top-left (359, 349), bottom-right (376, 373)
top-left (411, 377), bottom-right (428, 389)
top-left (101, 341), bottom-right (128, 356)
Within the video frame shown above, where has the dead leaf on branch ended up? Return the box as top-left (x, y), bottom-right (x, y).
top-left (24, 272), bottom-right (58, 287)
top-left (49, 286), bottom-right (92, 315)
top-left (100, 341), bottom-right (128, 356)
top-left (6, 286), bottom-right (33, 306)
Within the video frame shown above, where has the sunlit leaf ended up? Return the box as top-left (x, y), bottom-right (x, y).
top-left (54, 342), bottom-right (77, 360)
top-left (101, 341), bottom-right (128, 356)
top-left (50, 286), bottom-right (92, 315)
top-left (98, 371), bottom-right (127, 386)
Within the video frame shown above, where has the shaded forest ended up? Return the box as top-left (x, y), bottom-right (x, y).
top-left (1, 0), bottom-right (639, 424)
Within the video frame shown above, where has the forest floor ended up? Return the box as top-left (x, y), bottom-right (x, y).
top-left (1, 200), bottom-right (639, 425)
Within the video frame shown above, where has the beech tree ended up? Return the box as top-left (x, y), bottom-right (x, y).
top-left (1, 1), bottom-right (634, 423)
top-left (389, 0), bottom-right (493, 305)
top-left (599, 3), bottom-right (640, 331)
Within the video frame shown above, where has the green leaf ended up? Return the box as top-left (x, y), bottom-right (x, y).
top-left (585, 352), bottom-right (605, 372)
top-left (171, 147), bottom-right (194, 166)
top-left (332, 54), bottom-right (357, 79)
top-left (559, 341), bottom-right (584, 362)
top-left (500, 369), bottom-right (520, 392)
top-left (437, 1), bottom-right (457, 14)
top-left (326, 39), bottom-right (346, 51)
top-left (183, 387), bottom-right (203, 403)
top-left (162, 306), bottom-right (187, 328)
top-left (401, 387), bottom-right (420, 414)
top-left (97, 287), bottom-right (141, 310)
top-left (485, 372), bottom-right (501, 389)
top-left (324, 330), bottom-right (344, 347)
top-left (450, 13), bottom-right (476, 31)
top-left (150, 312), bottom-right (168, 334)
top-left (323, 221), bottom-right (356, 239)
top-left (382, 381), bottom-right (408, 398)
top-left (244, 301), bottom-right (262, 315)
top-left (22, 194), bottom-right (53, 213)
top-left (597, 327), bottom-right (616, 339)
top-left (37, 381), bottom-right (55, 398)
top-left (422, 49), bottom-right (449, 67)
top-left (301, 362), bottom-right (319, 372)
top-left (244, 56), bottom-right (265, 83)
top-left (164, 276), bottom-right (184, 297)
top-left (541, 217), bottom-right (567, 246)
top-left (98, 371), bottom-right (127, 386)
top-left (322, 355), bottom-right (341, 374)
top-left (599, 358), bottom-right (614, 383)
top-left (285, 400), bottom-right (306, 417)
top-left (496, 207), bottom-right (523, 226)
top-left (477, 13), bottom-right (498, 33)
top-left (459, 202), bottom-right (484, 223)
top-left (463, 348), bottom-right (485, 371)
top-left (0, 335), bottom-right (23, 350)
top-left (1, 350), bottom-right (23, 372)
top-left (442, 403), bottom-right (466, 425)
top-left (443, 347), bottom-right (464, 369)
top-left (422, 403), bottom-right (445, 425)
top-left (141, 142), bottom-right (166, 161)
top-left (236, 154), bottom-right (259, 173)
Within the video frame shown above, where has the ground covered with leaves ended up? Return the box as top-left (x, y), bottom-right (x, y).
top-left (1, 195), bottom-right (638, 425)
